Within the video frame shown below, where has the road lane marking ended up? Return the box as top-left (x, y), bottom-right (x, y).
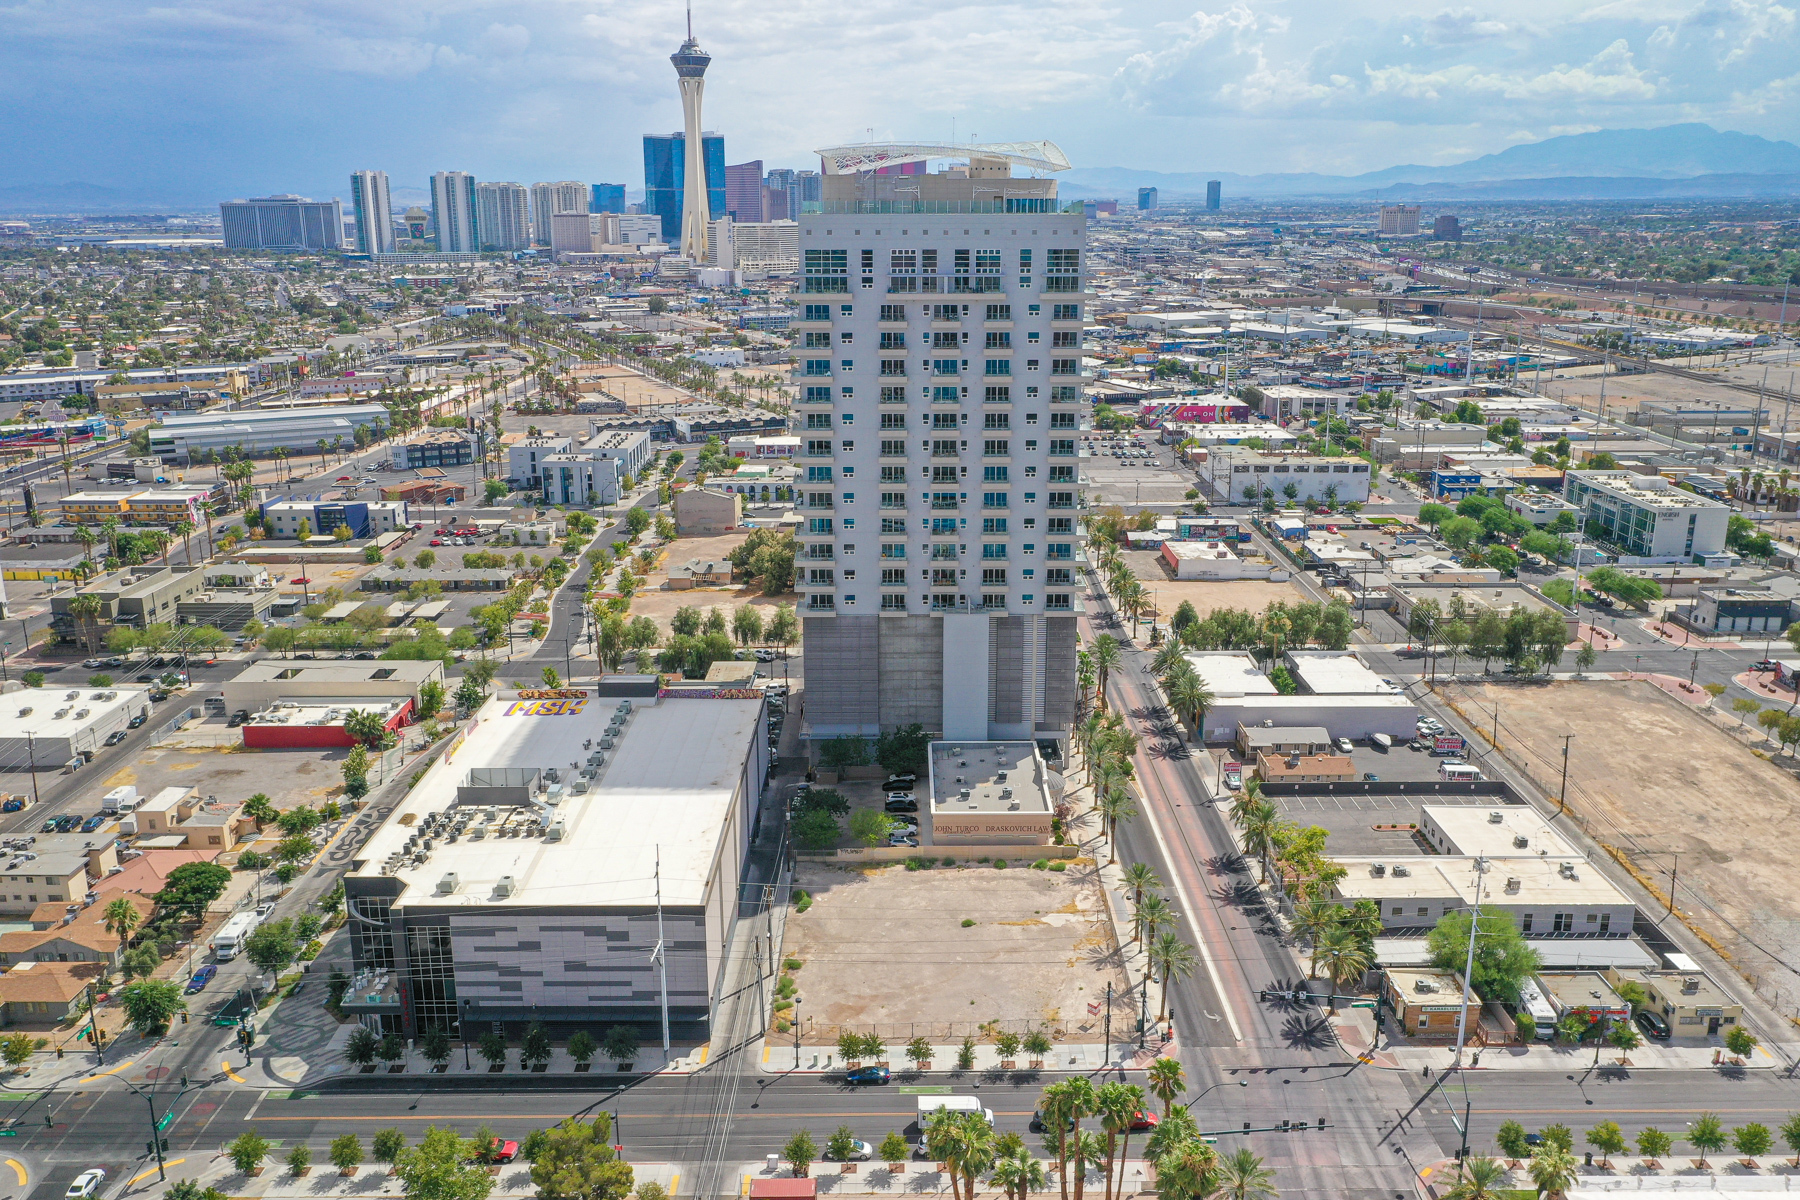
top-left (220, 1060), bottom-right (246, 1083)
top-left (3, 1159), bottom-right (24, 1186)
top-left (253, 1107), bottom-right (1051, 1122)
top-left (126, 1159), bottom-right (185, 1186)
top-left (75, 1059), bottom-right (136, 1083)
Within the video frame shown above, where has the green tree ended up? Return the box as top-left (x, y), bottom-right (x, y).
top-left (396, 1126), bottom-right (495, 1200)
top-left (874, 723), bottom-right (931, 775)
top-left (1216, 1148), bottom-right (1276, 1200)
top-left (374, 1128), bottom-right (408, 1165)
top-left (343, 743), bottom-right (372, 799)
top-left (784, 1129), bottom-right (818, 1178)
top-left (228, 1131), bottom-right (272, 1175)
top-left (288, 1144), bottom-right (313, 1176)
top-left (0, 1032), bottom-right (36, 1071)
top-left (119, 979), bottom-right (185, 1035)
top-left (1636, 1127), bottom-right (1673, 1163)
top-left (244, 919), bottom-right (299, 976)
top-left (877, 1132), bottom-right (911, 1167)
top-left (102, 896), bottom-right (141, 957)
top-left (1443, 1157), bottom-right (1505, 1200)
top-left (1688, 1112), bottom-right (1727, 1166)
top-left (477, 1031), bottom-right (507, 1067)
top-left (1527, 1145), bottom-right (1577, 1200)
top-left (1726, 1024), bottom-right (1759, 1059)
top-left (819, 735), bottom-right (871, 772)
top-left (1145, 1057), bottom-right (1185, 1117)
top-left (848, 808), bottom-right (893, 847)
top-left (153, 861), bottom-right (233, 917)
top-left (1426, 905), bottom-right (1541, 1003)
top-left (1734, 1123), bottom-right (1774, 1159)
top-left (417, 680), bottom-right (445, 720)
top-left (527, 1115), bottom-right (633, 1200)
top-left (331, 1133), bottom-right (366, 1174)
top-left (1586, 1121), bottom-right (1627, 1168)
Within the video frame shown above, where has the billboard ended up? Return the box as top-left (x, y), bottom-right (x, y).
top-left (1432, 734), bottom-right (1466, 754)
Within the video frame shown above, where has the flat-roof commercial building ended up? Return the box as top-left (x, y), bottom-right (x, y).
top-left (260, 497), bottom-right (410, 540)
top-left (0, 686), bottom-right (150, 770)
top-left (220, 195), bottom-right (345, 251)
top-left (1384, 968), bottom-right (1478, 1041)
top-left (1185, 653), bottom-right (1279, 698)
top-left (1686, 587), bottom-right (1794, 635)
top-left (242, 698), bottom-right (412, 749)
top-left (1201, 694), bottom-right (1418, 745)
top-left (1602, 967), bottom-right (1743, 1035)
top-left (925, 740), bottom-right (1056, 846)
top-left (1563, 471), bottom-right (1730, 560)
top-left (1283, 650), bottom-right (1397, 695)
top-left (149, 405), bottom-right (392, 462)
top-left (50, 567), bottom-right (206, 642)
top-left (341, 682), bottom-right (769, 1038)
top-left (221, 661), bottom-right (443, 715)
top-left (1416, 805), bottom-right (1580, 859)
top-left (1332, 856), bottom-right (1636, 936)
top-left (1198, 448), bottom-right (1372, 506)
top-left (59, 487), bottom-right (210, 528)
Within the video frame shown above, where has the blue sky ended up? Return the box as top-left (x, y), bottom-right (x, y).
top-left (3, 0), bottom-right (1798, 202)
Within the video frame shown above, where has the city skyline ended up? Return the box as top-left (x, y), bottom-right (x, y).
top-left (5, 0), bottom-right (1799, 206)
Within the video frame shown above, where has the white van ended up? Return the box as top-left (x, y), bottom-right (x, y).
top-left (1439, 762), bottom-right (1482, 782)
top-left (916, 1095), bottom-right (994, 1126)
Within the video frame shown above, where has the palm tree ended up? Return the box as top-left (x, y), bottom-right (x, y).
top-left (1122, 863), bottom-right (1161, 910)
top-left (1238, 802), bottom-right (1281, 883)
top-left (1444, 1157), bottom-right (1506, 1200)
top-left (1095, 1082), bottom-right (1146, 1200)
top-left (1151, 1136), bottom-right (1218, 1200)
top-left (990, 1150), bottom-right (1048, 1200)
top-left (1089, 636), bottom-right (1121, 712)
top-left (1217, 1148), bottom-right (1277, 1200)
top-left (1095, 785), bottom-right (1136, 863)
top-left (1147, 932), bottom-right (1199, 1020)
top-left (1289, 897), bottom-right (1338, 972)
top-left (1061, 1077), bottom-right (1099, 1200)
top-left (1151, 640), bottom-right (1188, 681)
top-left (68, 593), bottom-right (106, 654)
top-left (102, 897), bottom-right (140, 959)
top-left (172, 518), bottom-right (196, 566)
top-left (1165, 671), bottom-right (1215, 743)
top-left (1145, 1057), bottom-right (1185, 1117)
top-left (1038, 1082), bottom-right (1078, 1200)
top-left (1132, 893), bottom-right (1175, 945)
top-left (943, 1111), bottom-right (996, 1200)
top-left (1528, 1145), bottom-right (1578, 1200)
top-left (1315, 927), bottom-right (1371, 1011)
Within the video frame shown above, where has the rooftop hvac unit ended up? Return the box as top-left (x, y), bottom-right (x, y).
top-left (54, 709), bottom-right (69, 719)
top-left (1414, 979), bottom-right (1436, 993)
top-left (545, 820), bottom-right (567, 842)
top-left (599, 735), bottom-right (615, 750)
top-left (15, 707), bottom-right (29, 718)
top-left (1682, 977), bottom-right (1701, 993)
top-left (1505, 877), bottom-right (1521, 893)
top-left (65, 691), bottom-right (78, 701)
top-left (618, 700), bottom-right (633, 715)
top-left (570, 780), bottom-right (589, 795)
top-left (437, 872), bottom-right (460, 895)
top-left (1391, 865), bottom-right (1410, 877)
top-left (1488, 811), bottom-right (1503, 823)
top-left (1512, 835), bottom-right (1529, 849)
top-left (1370, 863), bottom-right (1386, 877)
top-left (494, 875), bottom-right (516, 898)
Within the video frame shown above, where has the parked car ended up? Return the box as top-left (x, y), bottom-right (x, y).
top-left (103, 731), bottom-right (128, 746)
top-left (135, 674), bottom-right (156, 684)
top-left (82, 815), bottom-right (106, 833)
top-left (127, 714), bottom-right (146, 728)
top-left (40, 818), bottom-right (59, 832)
top-left (1129, 1111), bottom-right (1160, 1132)
top-left (882, 775), bottom-right (918, 791)
top-left (1334, 737), bottom-right (1354, 754)
top-left (885, 791), bottom-right (915, 804)
top-left (1635, 1009), bottom-right (1670, 1040)
top-left (228, 710), bottom-right (250, 727)
top-left (887, 833), bottom-right (919, 848)
top-left (488, 1140), bottom-right (520, 1163)
top-left (1362, 773), bottom-right (1380, 782)
top-left (82, 659), bottom-right (103, 669)
top-left (884, 798), bottom-right (918, 813)
top-left (186, 964), bottom-right (218, 994)
top-left (1753, 659), bottom-right (1780, 671)
top-left (844, 1065), bottom-right (890, 1085)
top-left (823, 1139), bottom-right (873, 1162)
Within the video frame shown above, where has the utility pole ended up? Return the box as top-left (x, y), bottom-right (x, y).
top-left (1557, 733), bottom-right (1574, 817)
top-left (1668, 853), bottom-right (1679, 917)
top-left (1451, 857), bottom-right (1487, 1071)
top-left (652, 846), bottom-right (671, 1056)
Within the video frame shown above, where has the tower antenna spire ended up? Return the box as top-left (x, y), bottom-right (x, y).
top-left (687, 3), bottom-right (692, 39)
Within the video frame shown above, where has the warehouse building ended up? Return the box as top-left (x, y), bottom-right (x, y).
top-left (340, 680), bottom-right (769, 1038)
top-left (221, 661), bottom-right (442, 715)
top-left (0, 686), bottom-right (151, 770)
top-left (149, 405), bottom-right (392, 461)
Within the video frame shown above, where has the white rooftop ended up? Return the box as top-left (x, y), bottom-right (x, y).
top-left (1183, 652), bottom-right (1278, 697)
top-left (354, 689), bottom-right (763, 909)
top-left (1285, 651), bottom-right (1395, 695)
top-left (1419, 804), bottom-right (1580, 859)
top-left (0, 687), bottom-right (147, 739)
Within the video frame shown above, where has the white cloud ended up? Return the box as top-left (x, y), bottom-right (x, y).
top-left (481, 22), bottom-right (530, 57)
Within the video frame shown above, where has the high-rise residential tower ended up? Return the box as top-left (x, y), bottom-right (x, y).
top-left (1136, 187), bottom-right (1157, 211)
top-left (476, 182), bottom-right (532, 251)
top-left (219, 196), bottom-right (344, 251)
top-left (530, 181), bottom-right (590, 244)
top-left (431, 171), bottom-right (480, 253)
top-left (794, 139), bottom-right (1086, 747)
top-left (725, 160), bottom-right (764, 222)
top-left (670, 18), bottom-right (712, 262)
top-left (1205, 180), bottom-right (1221, 210)
top-left (349, 171), bottom-right (394, 254)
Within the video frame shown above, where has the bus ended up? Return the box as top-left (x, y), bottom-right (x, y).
top-left (1439, 761), bottom-right (1482, 782)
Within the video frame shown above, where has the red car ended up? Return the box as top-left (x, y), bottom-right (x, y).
top-left (337, 475), bottom-right (352, 482)
top-left (489, 1139), bottom-right (519, 1163)
top-left (1129, 1111), bottom-right (1159, 1132)
top-left (430, 539), bottom-right (443, 546)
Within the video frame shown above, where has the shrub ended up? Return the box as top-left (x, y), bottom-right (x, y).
top-left (793, 889), bottom-right (813, 913)
top-left (1049, 861), bottom-right (1068, 872)
top-left (287, 1144), bottom-right (312, 1175)
top-left (784, 958), bottom-right (803, 971)
top-left (956, 1037), bottom-right (977, 1070)
top-left (942, 857), bottom-right (955, 867)
top-left (904, 857), bottom-right (926, 871)
top-left (993, 859), bottom-right (1007, 870)
top-left (1032, 859), bottom-right (1050, 870)
top-left (372, 1128), bottom-right (406, 1164)
top-left (961, 918), bottom-right (976, 928)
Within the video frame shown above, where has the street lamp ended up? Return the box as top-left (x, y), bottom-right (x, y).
top-left (460, 999), bottom-right (472, 1070)
top-left (120, 1073), bottom-right (201, 1183)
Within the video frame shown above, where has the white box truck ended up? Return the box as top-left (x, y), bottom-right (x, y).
top-left (100, 785), bottom-right (139, 815)
top-left (210, 911), bottom-right (261, 961)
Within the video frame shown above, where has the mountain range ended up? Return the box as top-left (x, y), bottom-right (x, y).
top-left (1059, 124), bottom-right (1800, 201)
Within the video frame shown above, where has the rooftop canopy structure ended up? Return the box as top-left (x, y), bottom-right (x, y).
top-left (815, 141), bottom-right (1071, 176)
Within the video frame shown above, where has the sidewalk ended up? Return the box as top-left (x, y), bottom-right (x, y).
top-left (1329, 1006), bottom-right (1789, 1072)
top-left (755, 1036), bottom-right (1170, 1075)
top-left (728, 1158), bottom-right (1133, 1197)
top-left (118, 1154), bottom-right (681, 1199)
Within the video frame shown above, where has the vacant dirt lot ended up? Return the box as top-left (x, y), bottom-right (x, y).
top-left (627, 531), bottom-right (797, 635)
top-left (1119, 550), bottom-right (1308, 619)
top-left (1440, 679), bottom-right (1800, 1007)
top-left (784, 859), bottom-right (1128, 1045)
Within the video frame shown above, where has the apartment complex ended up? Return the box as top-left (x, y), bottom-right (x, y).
top-left (58, 486), bottom-right (209, 527)
top-left (1379, 205), bottom-right (1421, 236)
top-left (219, 196), bottom-right (345, 251)
top-left (474, 182), bottom-right (531, 252)
top-left (793, 142), bottom-right (1085, 746)
top-left (349, 171), bottom-right (395, 255)
top-left (1562, 470), bottom-right (1730, 559)
top-left (431, 171), bottom-right (480, 254)
top-left (530, 181), bottom-right (589, 243)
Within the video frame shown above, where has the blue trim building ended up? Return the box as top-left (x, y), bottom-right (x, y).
top-left (643, 133), bottom-right (725, 242)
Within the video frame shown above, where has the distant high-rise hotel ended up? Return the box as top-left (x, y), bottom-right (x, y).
top-left (430, 171), bottom-right (480, 253)
top-left (725, 160), bottom-right (764, 222)
top-left (476, 182), bottom-right (532, 252)
top-left (1206, 180), bottom-right (1221, 210)
top-left (530, 181), bottom-right (589, 244)
top-left (644, 133), bottom-right (725, 244)
top-left (1379, 204), bottom-right (1421, 236)
top-left (795, 138), bottom-right (1085, 747)
top-left (1137, 187), bottom-right (1157, 211)
top-left (589, 183), bottom-right (627, 214)
top-left (349, 171), bottom-right (394, 254)
top-left (1433, 214), bottom-right (1463, 242)
top-left (219, 196), bottom-right (344, 251)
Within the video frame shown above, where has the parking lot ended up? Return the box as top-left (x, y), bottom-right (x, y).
top-left (1080, 432), bottom-right (1195, 508)
top-left (1262, 793), bottom-right (1527, 856)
